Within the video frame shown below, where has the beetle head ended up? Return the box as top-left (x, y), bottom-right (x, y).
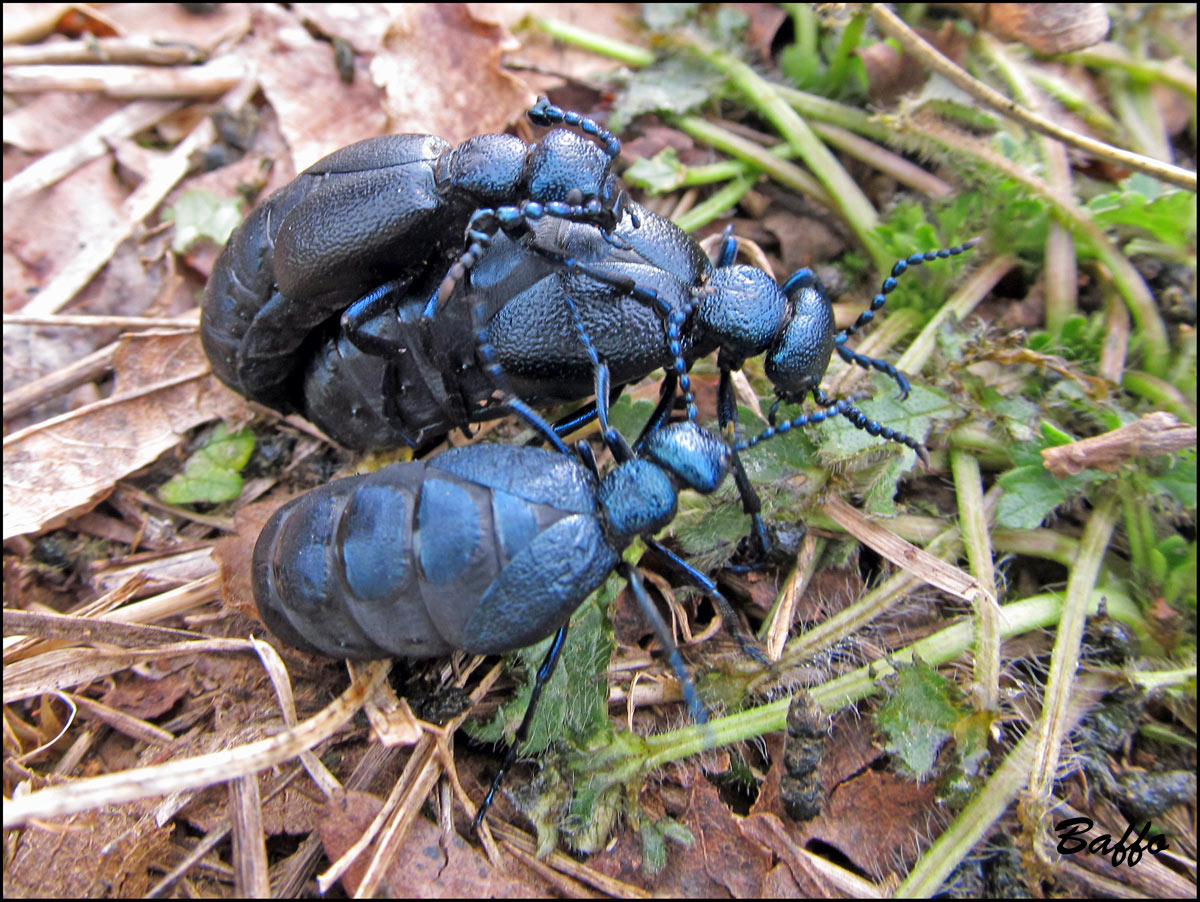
top-left (763, 269), bottom-right (836, 403)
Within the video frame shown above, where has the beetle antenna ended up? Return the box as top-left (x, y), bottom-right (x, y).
top-left (735, 399), bottom-right (929, 464)
top-left (830, 239), bottom-right (979, 400)
top-left (527, 96), bottom-right (622, 160)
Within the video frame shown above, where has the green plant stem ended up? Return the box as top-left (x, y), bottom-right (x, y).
top-left (672, 115), bottom-right (830, 207)
top-left (826, 10), bottom-right (867, 93)
top-left (814, 587), bottom-right (1143, 709)
top-left (684, 36), bottom-right (887, 269)
top-left (950, 448), bottom-right (1000, 709)
top-left (1025, 68), bottom-right (1122, 140)
top-left (780, 486), bottom-right (1002, 674)
top-left (679, 145), bottom-right (800, 187)
top-left (1132, 667), bottom-right (1198, 692)
top-left (774, 84), bottom-right (884, 137)
top-left (672, 176), bottom-right (757, 233)
top-left (1060, 43), bottom-right (1197, 103)
top-left (1121, 488), bottom-right (1152, 577)
top-left (1122, 370), bottom-right (1198, 423)
top-left (977, 31), bottom-right (1079, 337)
top-left (786, 2), bottom-right (817, 55)
top-left (991, 528), bottom-right (1079, 568)
top-left (1027, 492), bottom-right (1121, 806)
top-left (870, 3), bottom-right (1195, 191)
top-left (534, 18), bottom-right (654, 67)
top-left (889, 113), bottom-right (1172, 376)
top-left (590, 588), bottom-right (1145, 794)
top-left (948, 422), bottom-right (1014, 467)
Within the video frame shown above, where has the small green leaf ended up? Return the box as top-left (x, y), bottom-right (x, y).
top-left (1148, 450), bottom-right (1196, 509)
top-left (994, 465), bottom-right (1061, 529)
top-left (158, 424), bottom-right (255, 505)
top-left (163, 189), bottom-right (243, 253)
top-left (875, 657), bottom-right (965, 778)
top-left (624, 148), bottom-right (687, 194)
top-left (779, 43), bottom-right (826, 92)
top-left (1087, 182), bottom-right (1197, 248)
top-left (640, 820), bottom-right (668, 875)
top-left (610, 57), bottom-right (724, 131)
top-left (468, 571), bottom-right (618, 755)
top-left (607, 393), bottom-right (658, 441)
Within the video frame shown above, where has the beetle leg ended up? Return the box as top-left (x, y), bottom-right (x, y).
top-left (556, 289), bottom-right (636, 464)
top-left (643, 536), bottom-right (770, 667)
top-left (735, 399), bottom-right (929, 464)
top-left (340, 275), bottom-right (416, 356)
top-left (473, 624), bottom-right (569, 832)
top-left (522, 240), bottom-right (699, 423)
top-left (527, 96), bottom-right (622, 160)
top-left (715, 223), bottom-right (738, 268)
top-left (428, 199), bottom-right (628, 318)
top-left (538, 379), bottom-right (627, 444)
top-left (618, 561), bottom-right (708, 727)
top-left (632, 371), bottom-right (679, 453)
top-left (717, 362), bottom-right (771, 565)
top-left (833, 240), bottom-right (978, 399)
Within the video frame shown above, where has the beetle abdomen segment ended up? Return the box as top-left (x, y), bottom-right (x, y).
top-left (464, 515), bottom-right (618, 655)
top-left (252, 464), bottom-right (452, 659)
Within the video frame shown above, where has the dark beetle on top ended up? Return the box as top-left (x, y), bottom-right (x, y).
top-left (201, 98), bottom-right (630, 432)
top-left (201, 98), bottom-right (975, 460)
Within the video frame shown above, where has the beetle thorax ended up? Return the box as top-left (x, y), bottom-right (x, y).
top-left (596, 460), bottom-right (677, 545)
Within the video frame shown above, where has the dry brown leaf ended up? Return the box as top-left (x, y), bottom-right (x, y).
top-left (965, 3), bottom-right (1111, 54)
top-left (3, 331), bottom-right (244, 539)
top-left (319, 790), bottom-right (554, 896)
top-left (3, 798), bottom-right (173, 898)
top-left (372, 5), bottom-right (531, 144)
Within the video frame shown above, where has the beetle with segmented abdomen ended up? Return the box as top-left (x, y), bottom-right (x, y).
top-left (253, 442), bottom-right (629, 661)
top-left (250, 301), bottom-right (911, 826)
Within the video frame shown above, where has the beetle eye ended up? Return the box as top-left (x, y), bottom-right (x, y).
top-left (566, 187), bottom-right (584, 205)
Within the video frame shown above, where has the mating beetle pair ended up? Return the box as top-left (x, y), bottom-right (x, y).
top-left (201, 98), bottom-right (629, 437)
top-left (201, 98), bottom-right (974, 463)
top-left (206, 98), bottom-right (977, 828)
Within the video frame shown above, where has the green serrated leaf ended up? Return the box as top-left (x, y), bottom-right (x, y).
top-left (468, 571), bottom-right (618, 755)
top-left (1088, 183), bottom-right (1197, 248)
top-left (610, 57), bottom-right (724, 131)
top-left (862, 451), bottom-right (912, 515)
top-left (158, 424), bottom-right (255, 505)
top-left (994, 465), bottom-right (1065, 530)
top-left (818, 381), bottom-right (957, 461)
top-left (624, 148), bottom-right (688, 194)
top-left (163, 189), bottom-right (243, 253)
top-left (606, 392), bottom-right (658, 441)
top-left (566, 781), bottom-right (622, 855)
top-left (671, 497), bottom-right (752, 557)
top-left (875, 657), bottom-right (965, 778)
top-left (1148, 450), bottom-right (1196, 510)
